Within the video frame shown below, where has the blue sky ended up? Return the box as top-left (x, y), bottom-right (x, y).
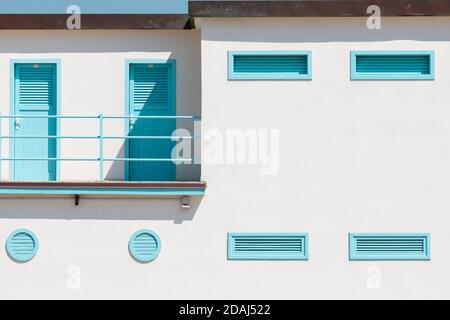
top-left (0, 0), bottom-right (188, 14)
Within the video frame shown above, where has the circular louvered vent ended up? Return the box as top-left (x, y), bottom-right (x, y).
top-left (129, 229), bottom-right (161, 263)
top-left (6, 229), bottom-right (39, 262)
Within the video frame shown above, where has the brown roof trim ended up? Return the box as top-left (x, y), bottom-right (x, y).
top-left (1, 1), bottom-right (448, 30)
top-left (189, 0), bottom-right (450, 17)
top-left (0, 14), bottom-right (191, 30)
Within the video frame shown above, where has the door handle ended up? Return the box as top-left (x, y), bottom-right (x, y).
top-left (14, 118), bottom-right (22, 130)
top-left (129, 117), bottom-right (137, 130)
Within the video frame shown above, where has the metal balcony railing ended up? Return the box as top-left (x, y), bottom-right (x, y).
top-left (0, 114), bottom-right (201, 181)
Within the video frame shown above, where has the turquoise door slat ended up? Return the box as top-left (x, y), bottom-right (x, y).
top-left (128, 62), bottom-right (176, 181)
top-left (14, 63), bottom-right (57, 181)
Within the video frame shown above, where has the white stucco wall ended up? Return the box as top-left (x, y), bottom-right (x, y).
top-left (0, 30), bottom-right (201, 181)
top-left (198, 17), bottom-right (450, 299)
top-left (1, 17), bottom-right (450, 299)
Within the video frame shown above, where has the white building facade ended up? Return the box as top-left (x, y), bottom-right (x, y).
top-left (0, 1), bottom-right (448, 299)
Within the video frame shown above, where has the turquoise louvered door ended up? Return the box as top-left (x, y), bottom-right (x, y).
top-left (129, 63), bottom-right (176, 181)
top-left (14, 63), bottom-right (57, 181)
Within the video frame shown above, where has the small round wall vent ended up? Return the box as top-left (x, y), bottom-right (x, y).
top-left (129, 229), bottom-right (161, 263)
top-left (6, 229), bottom-right (39, 262)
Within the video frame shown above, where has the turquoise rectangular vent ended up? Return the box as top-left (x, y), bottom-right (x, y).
top-left (228, 51), bottom-right (312, 80)
top-left (228, 233), bottom-right (309, 260)
top-left (349, 233), bottom-right (431, 260)
top-left (351, 51), bottom-right (435, 80)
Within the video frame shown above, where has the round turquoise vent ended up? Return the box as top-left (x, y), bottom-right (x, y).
top-left (6, 229), bottom-right (39, 262)
top-left (129, 229), bottom-right (161, 263)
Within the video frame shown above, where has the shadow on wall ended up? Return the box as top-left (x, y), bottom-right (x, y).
top-left (103, 133), bottom-right (201, 182)
top-left (102, 54), bottom-right (200, 182)
top-left (201, 17), bottom-right (450, 43)
top-left (104, 144), bottom-right (125, 180)
top-left (0, 30), bottom-right (200, 53)
top-left (103, 120), bottom-right (201, 182)
top-left (0, 196), bottom-right (203, 224)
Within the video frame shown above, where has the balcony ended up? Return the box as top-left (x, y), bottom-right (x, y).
top-left (0, 114), bottom-right (205, 200)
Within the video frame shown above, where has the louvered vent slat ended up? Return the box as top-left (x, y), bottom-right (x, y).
top-left (234, 55), bottom-right (308, 74)
top-left (356, 55), bottom-right (431, 74)
top-left (229, 51), bottom-right (312, 80)
top-left (349, 234), bottom-right (430, 260)
top-left (6, 229), bottom-right (39, 262)
top-left (129, 230), bottom-right (161, 262)
top-left (228, 233), bottom-right (309, 260)
top-left (351, 51), bottom-right (434, 79)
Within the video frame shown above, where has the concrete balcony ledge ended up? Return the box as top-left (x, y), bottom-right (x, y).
top-left (0, 181), bottom-right (207, 198)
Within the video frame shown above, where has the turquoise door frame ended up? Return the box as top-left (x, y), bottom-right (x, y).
top-left (9, 59), bottom-right (61, 181)
top-left (125, 59), bottom-right (176, 181)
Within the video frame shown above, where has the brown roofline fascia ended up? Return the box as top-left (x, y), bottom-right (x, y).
top-left (189, 0), bottom-right (450, 17)
top-left (0, 14), bottom-right (192, 30)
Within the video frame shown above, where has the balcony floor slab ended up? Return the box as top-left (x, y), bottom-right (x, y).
top-left (0, 181), bottom-right (206, 197)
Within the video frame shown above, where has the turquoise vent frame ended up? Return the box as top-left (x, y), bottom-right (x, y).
top-left (228, 51), bottom-right (312, 80)
top-left (349, 233), bottom-right (431, 261)
top-left (6, 228), bottom-right (39, 262)
top-left (350, 50), bottom-right (435, 80)
top-left (129, 229), bottom-right (161, 263)
top-left (228, 233), bottom-right (309, 260)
